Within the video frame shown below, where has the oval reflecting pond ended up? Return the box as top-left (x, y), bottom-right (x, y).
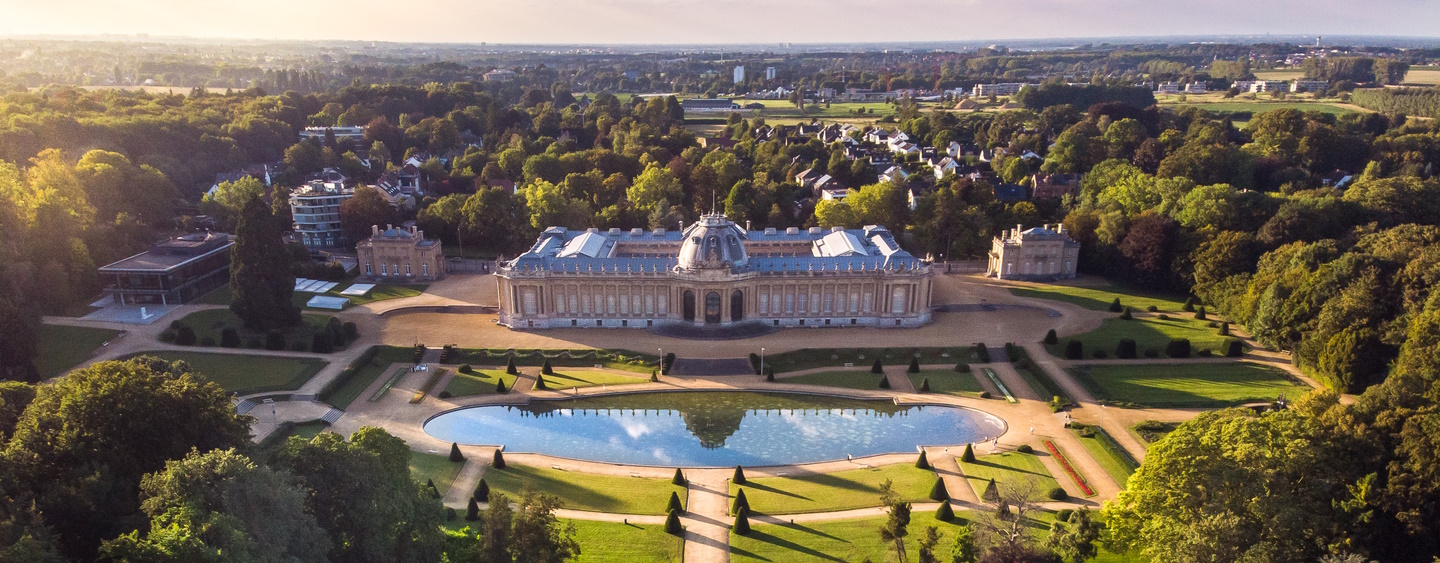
top-left (423, 391), bottom-right (1006, 466)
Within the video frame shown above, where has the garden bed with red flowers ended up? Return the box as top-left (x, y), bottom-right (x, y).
top-left (1044, 440), bottom-right (1096, 496)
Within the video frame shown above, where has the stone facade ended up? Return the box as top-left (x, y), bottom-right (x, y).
top-left (496, 214), bottom-right (934, 329)
top-left (987, 224), bottom-right (1080, 281)
top-left (357, 224), bottom-right (445, 282)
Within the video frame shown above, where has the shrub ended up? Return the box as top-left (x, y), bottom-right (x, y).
top-left (878, 375), bottom-right (891, 389)
top-left (505, 357), bottom-right (518, 375)
top-left (326, 316), bottom-right (345, 346)
top-left (1091, 349), bottom-right (1107, 359)
top-left (1143, 348), bottom-right (1159, 358)
top-left (929, 478), bottom-right (949, 501)
top-left (665, 509), bottom-right (683, 535)
top-left (450, 442), bottom-right (464, 462)
top-left (459, 364), bottom-right (473, 373)
top-left (159, 329), bottom-right (177, 342)
top-left (1183, 297), bottom-right (1196, 312)
top-left (1064, 340), bottom-right (1083, 360)
top-left (935, 501), bottom-right (955, 522)
top-left (1044, 329), bottom-right (1058, 345)
top-left (733, 508), bottom-right (751, 536)
top-left (290, 341), bottom-right (307, 352)
top-left (535, 374), bottom-right (549, 391)
top-left (1146, 305), bottom-right (1158, 312)
top-left (979, 391), bottom-right (992, 399)
top-left (1016, 444), bottom-right (1034, 454)
top-left (961, 443), bottom-right (976, 462)
top-left (1166, 338), bottom-right (1191, 358)
top-left (1047, 487), bottom-right (1069, 501)
top-left (1206, 321), bottom-right (1218, 328)
top-left (446, 507), bottom-right (457, 521)
top-left (732, 465), bottom-right (746, 485)
top-left (955, 363), bottom-right (971, 373)
top-left (1056, 508), bottom-right (1074, 522)
top-left (246, 338), bottom-right (262, 349)
top-left (662, 352), bottom-right (676, 374)
top-left (731, 488), bottom-right (749, 514)
top-left (1219, 322), bottom-right (1231, 336)
top-left (220, 327), bottom-right (240, 348)
top-left (871, 359), bottom-right (883, 374)
top-left (1197, 348), bottom-right (1213, 357)
top-left (916, 450), bottom-right (930, 469)
top-left (908, 357), bottom-right (920, 373)
top-left (495, 379), bottom-right (507, 393)
top-left (981, 478), bottom-right (999, 502)
top-left (920, 378), bottom-right (931, 392)
top-left (474, 479), bottom-right (489, 502)
top-left (541, 359), bottom-right (553, 375)
top-left (1195, 306), bottom-right (1207, 320)
top-left (438, 390), bottom-right (451, 399)
top-left (170, 320), bottom-right (184, 330)
top-left (466, 497), bottom-right (479, 521)
top-left (1116, 339), bottom-right (1137, 359)
top-left (265, 329), bottom-right (285, 350)
top-left (199, 336), bottom-right (216, 347)
top-left (749, 353), bottom-right (761, 375)
top-left (667, 491), bottom-right (684, 514)
top-left (492, 449), bottom-right (506, 469)
top-left (1120, 307), bottom-right (1133, 320)
top-left (1226, 339), bottom-right (1244, 357)
top-left (1108, 298), bottom-right (1122, 312)
top-left (1158, 313), bottom-right (1170, 320)
top-left (311, 332), bottom-right (334, 353)
top-left (672, 468), bottom-right (687, 486)
top-left (174, 325), bottom-right (197, 346)
top-left (343, 321), bottom-right (359, 341)
top-left (974, 343), bottom-right (991, 363)
top-left (427, 479), bottom-right (439, 498)
top-left (764, 367), bottom-right (775, 381)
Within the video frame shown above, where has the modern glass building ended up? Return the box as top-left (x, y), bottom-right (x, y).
top-left (97, 232), bottom-right (234, 305)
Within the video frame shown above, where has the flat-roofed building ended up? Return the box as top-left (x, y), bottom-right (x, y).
top-left (291, 180), bottom-right (354, 249)
top-left (298, 126), bottom-right (366, 143)
top-left (98, 232), bottom-right (234, 305)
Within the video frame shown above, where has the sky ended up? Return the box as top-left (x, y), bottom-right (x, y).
top-left (2, 0), bottom-right (1437, 45)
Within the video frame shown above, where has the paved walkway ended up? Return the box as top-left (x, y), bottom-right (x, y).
top-left (683, 469), bottom-right (732, 563)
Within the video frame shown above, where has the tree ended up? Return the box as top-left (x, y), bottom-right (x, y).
top-left (339, 186), bottom-right (399, 245)
top-left (1046, 508), bottom-right (1100, 563)
top-left (200, 176), bottom-right (265, 231)
top-left (665, 509), bottom-right (683, 534)
top-left (872, 359), bottom-right (884, 374)
top-left (522, 179), bottom-right (592, 230)
top-left (75, 150), bottom-right (178, 225)
top-left (878, 479), bottom-right (913, 563)
top-left (970, 480), bottom-right (1046, 561)
top-left (667, 491), bottom-right (684, 514)
top-left (627, 163), bottom-right (683, 215)
top-left (0, 299), bottom-right (40, 382)
top-left (929, 477), bottom-right (949, 501)
top-left (99, 448), bottom-right (330, 563)
top-left (450, 442), bottom-right (465, 462)
top-left (935, 500), bottom-right (955, 522)
top-left (917, 450), bottom-right (930, 469)
top-left (493, 449), bottom-right (507, 469)
top-left (466, 497), bottom-right (480, 521)
top-left (732, 465), bottom-right (746, 485)
top-left (961, 444), bottom-right (976, 463)
top-left (230, 196), bottom-right (299, 331)
top-left (672, 468), bottom-right (687, 486)
top-left (813, 198), bottom-right (859, 229)
top-left (733, 507), bottom-right (751, 536)
top-left (509, 490), bottom-right (581, 563)
top-left (917, 526), bottom-right (942, 563)
top-left (951, 524), bottom-right (980, 563)
top-left (474, 479), bottom-right (490, 502)
top-left (507, 357), bottom-right (519, 375)
top-left (909, 357), bottom-right (921, 373)
top-left (732, 488), bottom-right (750, 514)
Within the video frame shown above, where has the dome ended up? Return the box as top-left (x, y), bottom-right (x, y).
top-left (676, 214), bottom-right (748, 271)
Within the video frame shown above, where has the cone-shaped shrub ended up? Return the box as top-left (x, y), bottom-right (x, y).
top-left (982, 478), bottom-right (999, 502)
top-left (871, 359), bottom-right (883, 374)
top-left (495, 379), bottom-right (508, 393)
top-left (542, 359), bottom-right (553, 375)
top-left (961, 443), bottom-right (976, 463)
top-left (908, 357), bottom-right (920, 373)
top-left (1183, 297), bottom-right (1196, 312)
top-left (955, 362), bottom-right (970, 373)
top-left (916, 450), bottom-right (930, 469)
top-left (665, 508), bottom-right (683, 534)
top-left (920, 378), bottom-right (931, 392)
top-left (1119, 307), bottom-right (1132, 320)
top-left (466, 497), bottom-right (480, 521)
top-left (506, 356), bottom-right (518, 375)
top-left (667, 491), bottom-right (685, 514)
top-left (733, 508), bottom-right (751, 536)
top-left (929, 477), bottom-right (949, 501)
top-left (1108, 298), bottom-right (1122, 312)
top-left (672, 468), bottom-right (687, 486)
top-left (732, 465), bottom-right (746, 484)
top-left (1195, 306), bottom-right (1207, 320)
top-left (492, 449), bottom-right (506, 469)
top-left (974, 343), bottom-right (991, 363)
top-left (427, 479), bottom-right (440, 498)
top-left (1064, 340), bottom-right (1083, 360)
top-left (474, 479), bottom-right (490, 502)
top-left (1219, 322), bottom-right (1230, 336)
top-left (878, 375), bottom-right (891, 389)
top-left (1225, 339), bottom-right (1244, 357)
top-left (449, 442), bottom-right (465, 462)
top-left (732, 488), bottom-right (749, 515)
top-left (765, 367), bottom-right (775, 381)
top-left (936, 500), bottom-right (955, 522)
top-left (1044, 329), bottom-right (1058, 345)
top-left (535, 374), bottom-right (548, 391)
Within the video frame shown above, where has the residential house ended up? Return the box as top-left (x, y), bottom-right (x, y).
top-left (993, 183), bottom-right (1028, 203)
top-left (1031, 173), bottom-right (1082, 200)
top-left (987, 224), bottom-right (1080, 281)
top-left (1184, 82), bottom-right (1209, 93)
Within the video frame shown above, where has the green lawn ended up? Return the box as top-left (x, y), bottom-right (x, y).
top-left (539, 368), bottom-right (650, 390)
top-left (197, 282), bottom-right (424, 308)
top-left (767, 347), bottom-right (971, 373)
top-left (730, 512), bottom-right (961, 563)
top-left (1071, 426), bottom-right (1139, 488)
top-left (410, 451), bottom-right (465, 497)
top-left (1009, 284), bottom-right (1186, 313)
top-left (783, 370), bottom-right (885, 390)
top-left (451, 348), bottom-right (657, 374)
top-left (733, 463), bottom-right (936, 515)
top-left (36, 324), bottom-right (122, 378)
top-left (166, 308), bottom-right (351, 352)
top-left (291, 421), bottom-right (330, 440)
top-left (444, 369), bottom-right (520, 397)
top-left (129, 351), bottom-right (328, 395)
top-left (319, 345), bottom-right (413, 409)
top-left (1008, 347), bottom-right (1072, 405)
top-left (1068, 362), bottom-right (1312, 408)
top-left (484, 463), bottom-right (687, 515)
top-left (569, 519), bottom-right (684, 563)
top-left (1052, 316), bottom-right (1244, 359)
top-left (910, 370), bottom-right (984, 396)
top-left (959, 451), bottom-right (1061, 498)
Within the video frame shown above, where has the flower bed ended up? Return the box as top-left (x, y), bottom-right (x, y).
top-left (1044, 440), bottom-right (1096, 497)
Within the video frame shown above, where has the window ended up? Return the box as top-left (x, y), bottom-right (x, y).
top-left (405, 263), bottom-right (412, 275)
top-left (365, 262), bottom-right (372, 275)
top-left (421, 264), bottom-right (428, 276)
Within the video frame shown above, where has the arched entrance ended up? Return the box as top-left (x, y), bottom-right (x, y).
top-left (683, 291), bottom-right (696, 322)
top-left (704, 291), bottom-right (722, 324)
top-left (730, 290), bottom-right (744, 322)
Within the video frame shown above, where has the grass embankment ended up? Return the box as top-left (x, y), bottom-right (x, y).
top-left (910, 369), bottom-right (984, 396)
top-left (451, 348), bottom-right (656, 374)
top-left (733, 463), bottom-right (935, 515)
top-left (1011, 284), bottom-right (1243, 358)
top-left (1070, 425), bottom-right (1139, 487)
top-left (484, 463), bottom-right (687, 515)
top-left (319, 345), bottom-right (414, 409)
top-left (1069, 362), bottom-right (1312, 408)
top-left (959, 451), bottom-right (1061, 498)
top-left (127, 351), bottom-right (327, 395)
top-left (443, 369), bottom-right (520, 397)
top-left (36, 324), bottom-right (122, 378)
top-left (538, 368), bottom-right (650, 389)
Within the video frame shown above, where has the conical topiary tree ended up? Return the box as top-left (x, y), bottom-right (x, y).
top-left (506, 356), bottom-right (518, 375)
top-left (961, 443), bottom-right (976, 463)
top-left (1183, 296), bottom-right (1196, 312)
top-left (474, 479), bottom-right (489, 502)
top-left (1108, 298), bottom-right (1122, 312)
top-left (871, 359), bottom-right (883, 374)
top-left (427, 479), bottom-right (440, 498)
top-left (732, 489), bottom-right (749, 515)
top-left (935, 500), bottom-right (955, 522)
top-left (1219, 322), bottom-right (1230, 336)
top-left (920, 377), bottom-right (931, 392)
top-left (929, 477), bottom-right (949, 501)
top-left (733, 507), bottom-right (751, 536)
top-left (908, 357), bottom-right (920, 373)
top-left (492, 449), bottom-right (506, 469)
top-left (1119, 307), bottom-right (1133, 320)
top-left (667, 491), bottom-right (685, 514)
top-left (916, 450), bottom-right (930, 469)
top-left (672, 468), bottom-right (687, 486)
top-left (535, 374), bottom-right (548, 391)
top-left (449, 442), bottom-right (464, 462)
top-left (665, 508), bottom-right (683, 534)
top-left (732, 465), bottom-right (746, 485)
top-left (1044, 329), bottom-right (1058, 345)
top-left (1195, 306), bottom-right (1207, 320)
top-left (878, 375), bottom-right (891, 389)
top-left (495, 379), bottom-right (508, 393)
top-left (982, 478), bottom-right (999, 502)
top-left (542, 359), bottom-right (554, 375)
top-left (466, 497), bottom-right (480, 521)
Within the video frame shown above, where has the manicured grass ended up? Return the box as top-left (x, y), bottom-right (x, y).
top-left (1069, 362), bottom-right (1311, 408)
top-left (195, 285), bottom-right (234, 305)
top-left (291, 421), bottom-right (330, 440)
top-left (165, 308), bottom-right (351, 352)
top-left (768, 347), bottom-right (970, 373)
top-left (732, 463), bottom-right (936, 515)
top-left (730, 512), bottom-right (960, 563)
top-left (1007, 347), bottom-right (1072, 405)
top-left (129, 351), bottom-right (327, 395)
top-left (484, 463), bottom-right (687, 515)
top-left (1052, 316), bottom-right (1244, 359)
top-left (568, 519), bottom-right (684, 563)
top-left (409, 451), bottom-right (465, 496)
top-left (444, 369), bottom-right (520, 397)
top-left (959, 451), bottom-right (1060, 498)
top-left (342, 283), bottom-right (428, 305)
top-left (1070, 426), bottom-right (1139, 488)
top-left (539, 368), bottom-right (649, 389)
top-left (319, 345), bottom-right (413, 409)
top-left (36, 324), bottom-right (122, 378)
top-left (451, 348), bottom-right (657, 374)
top-left (910, 369), bottom-right (983, 396)
top-left (1009, 284), bottom-right (1186, 312)
top-left (783, 370), bottom-right (884, 390)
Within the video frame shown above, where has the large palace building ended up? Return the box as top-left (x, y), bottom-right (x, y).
top-left (496, 214), bottom-right (934, 329)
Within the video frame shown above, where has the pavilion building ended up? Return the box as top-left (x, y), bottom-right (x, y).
top-left (986, 224), bottom-right (1080, 281)
top-left (97, 232), bottom-right (234, 305)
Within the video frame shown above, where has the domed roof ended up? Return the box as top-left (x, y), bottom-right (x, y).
top-left (676, 214), bottom-right (748, 271)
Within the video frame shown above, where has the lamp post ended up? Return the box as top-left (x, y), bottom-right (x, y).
top-left (658, 348), bottom-right (664, 376)
top-left (760, 347), bottom-right (765, 377)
